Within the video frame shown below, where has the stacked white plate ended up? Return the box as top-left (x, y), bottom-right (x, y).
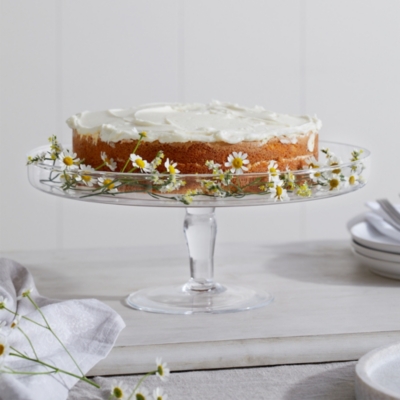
top-left (348, 209), bottom-right (400, 280)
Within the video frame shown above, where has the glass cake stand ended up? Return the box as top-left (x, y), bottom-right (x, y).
top-left (27, 141), bottom-right (371, 314)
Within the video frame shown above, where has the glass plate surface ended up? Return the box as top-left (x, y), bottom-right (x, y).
top-left (27, 141), bottom-right (370, 208)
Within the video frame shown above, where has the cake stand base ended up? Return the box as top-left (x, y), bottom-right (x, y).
top-left (126, 284), bottom-right (273, 314)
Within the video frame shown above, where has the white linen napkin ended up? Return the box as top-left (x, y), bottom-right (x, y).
top-left (0, 258), bottom-right (125, 400)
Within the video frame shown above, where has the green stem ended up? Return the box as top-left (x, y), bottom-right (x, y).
top-left (95, 162), bottom-right (106, 171)
top-left (121, 137), bottom-right (143, 172)
top-left (9, 351), bottom-right (99, 388)
top-left (2, 368), bottom-right (55, 376)
top-left (26, 295), bottom-right (85, 376)
top-left (127, 371), bottom-right (156, 400)
top-left (3, 306), bottom-right (47, 329)
top-left (18, 326), bottom-right (39, 360)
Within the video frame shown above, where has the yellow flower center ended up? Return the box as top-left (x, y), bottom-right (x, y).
top-left (276, 186), bottom-right (283, 197)
top-left (135, 159), bottom-right (145, 169)
top-left (82, 175), bottom-right (91, 182)
top-left (0, 344), bottom-right (4, 356)
top-left (103, 179), bottom-right (114, 189)
top-left (330, 178), bottom-right (340, 189)
top-left (232, 157), bottom-right (243, 169)
top-left (11, 321), bottom-right (16, 328)
top-left (349, 175), bottom-right (356, 185)
top-left (157, 397), bottom-right (162, 400)
top-left (314, 172), bottom-right (321, 178)
top-left (168, 165), bottom-right (176, 174)
top-left (113, 387), bottom-right (123, 398)
top-left (140, 131), bottom-right (148, 138)
top-left (63, 156), bottom-right (74, 166)
top-left (309, 163), bottom-right (318, 169)
top-left (269, 167), bottom-right (277, 176)
top-left (157, 365), bottom-right (163, 375)
top-left (332, 168), bottom-right (341, 174)
top-left (136, 394), bottom-right (145, 400)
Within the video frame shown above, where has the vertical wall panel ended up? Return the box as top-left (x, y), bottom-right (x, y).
top-left (0, 1), bottom-right (60, 251)
top-left (303, 0), bottom-right (400, 241)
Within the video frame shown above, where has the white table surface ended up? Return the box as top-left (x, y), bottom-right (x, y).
top-left (2, 240), bottom-right (400, 376)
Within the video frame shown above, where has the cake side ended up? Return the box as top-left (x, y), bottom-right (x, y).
top-left (73, 130), bottom-right (318, 173)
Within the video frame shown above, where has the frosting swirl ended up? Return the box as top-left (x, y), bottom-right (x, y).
top-left (67, 100), bottom-right (321, 144)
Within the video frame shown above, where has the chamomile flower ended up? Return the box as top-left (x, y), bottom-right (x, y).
top-left (58, 150), bottom-right (80, 171)
top-left (296, 183), bottom-right (312, 197)
top-left (0, 335), bottom-right (10, 361)
top-left (79, 164), bottom-right (97, 187)
top-left (205, 160), bottom-right (222, 173)
top-left (130, 154), bottom-right (151, 173)
top-left (98, 177), bottom-right (119, 193)
top-left (328, 177), bottom-right (343, 191)
top-left (327, 155), bottom-right (343, 175)
top-left (110, 380), bottom-right (129, 399)
top-left (164, 158), bottom-right (180, 175)
top-left (17, 288), bottom-right (33, 300)
top-left (0, 296), bottom-right (7, 309)
top-left (156, 357), bottom-right (170, 382)
top-left (151, 151), bottom-right (165, 170)
top-left (153, 387), bottom-right (168, 400)
top-left (267, 160), bottom-right (280, 181)
top-left (345, 172), bottom-right (362, 187)
top-left (269, 180), bottom-right (289, 202)
top-left (10, 315), bottom-right (21, 329)
top-left (101, 152), bottom-right (117, 171)
top-left (225, 152), bottom-right (249, 174)
top-left (304, 156), bottom-right (321, 170)
top-left (134, 387), bottom-right (149, 400)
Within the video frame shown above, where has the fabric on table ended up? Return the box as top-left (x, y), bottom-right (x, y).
top-left (68, 361), bottom-right (357, 400)
top-left (0, 258), bottom-right (125, 400)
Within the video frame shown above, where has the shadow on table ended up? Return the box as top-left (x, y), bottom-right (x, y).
top-left (265, 240), bottom-right (400, 288)
top-left (283, 362), bottom-right (356, 400)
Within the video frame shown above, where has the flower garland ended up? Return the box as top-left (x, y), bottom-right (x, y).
top-left (27, 135), bottom-right (366, 205)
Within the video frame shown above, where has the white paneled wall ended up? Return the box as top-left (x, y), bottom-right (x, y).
top-left (1, 0), bottom-right (399, 252)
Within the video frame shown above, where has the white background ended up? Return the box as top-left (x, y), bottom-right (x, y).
top-left (0, 0), bottom-right (399, 252)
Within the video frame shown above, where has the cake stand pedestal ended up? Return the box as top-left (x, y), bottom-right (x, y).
top-left (127, 207), bottom-right (273, 314)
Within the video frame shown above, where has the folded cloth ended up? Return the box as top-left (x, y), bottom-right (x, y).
top-left (0, 258), bottom-right (125, 400)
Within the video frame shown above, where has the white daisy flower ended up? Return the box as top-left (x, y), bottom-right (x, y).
top-left (98, 177), bottom-right (119, 193)
top-left (267, 160), bottom-right (280, 181)
top-left (17, 287), bottom-right (33, 300)
top-left (224, 152), bottom-right (249, 174)
top-left (205, 160), bottom-right (222, 172)
top-left (269, 180), bottom-right (289, 202)
top-left (0, 296), bottom-right (7, 309)
top-left (130, 154), bottom-right (151, 173)
top-left (79, 164), bottom-right (97, 187)
top-left (328, 177), bottom-right (344, 191)
top-left (304, 156), bottom-right (321, 169)
top-left (346, 173), bottom-right (361, 187)
top-left (110, 380), bottom-right (130, 399)
top-left (58, 150), bottom-right (80, 171)
top-left (153, 387), bottom-right (168, 400)
top-left (327, 155), bottom-right (343, 175)
top-left (164, 158), bottom-right (180, 175)
top-left (0, 335), bottom-right (10, 361)
top-left (134, 387), bottom-right (149, 400)
top-left (156, 357), bottom-right (170, 382)
top-left (10, 315), bottom-right (21, 329)
top-left (101, 152), bottom-right (117, 171)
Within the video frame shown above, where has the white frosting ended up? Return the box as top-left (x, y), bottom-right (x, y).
top-left (66, 101), bottom-right (321, 144)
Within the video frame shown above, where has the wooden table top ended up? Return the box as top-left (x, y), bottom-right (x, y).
top-left (2, 240), bottom-right (400, 375)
